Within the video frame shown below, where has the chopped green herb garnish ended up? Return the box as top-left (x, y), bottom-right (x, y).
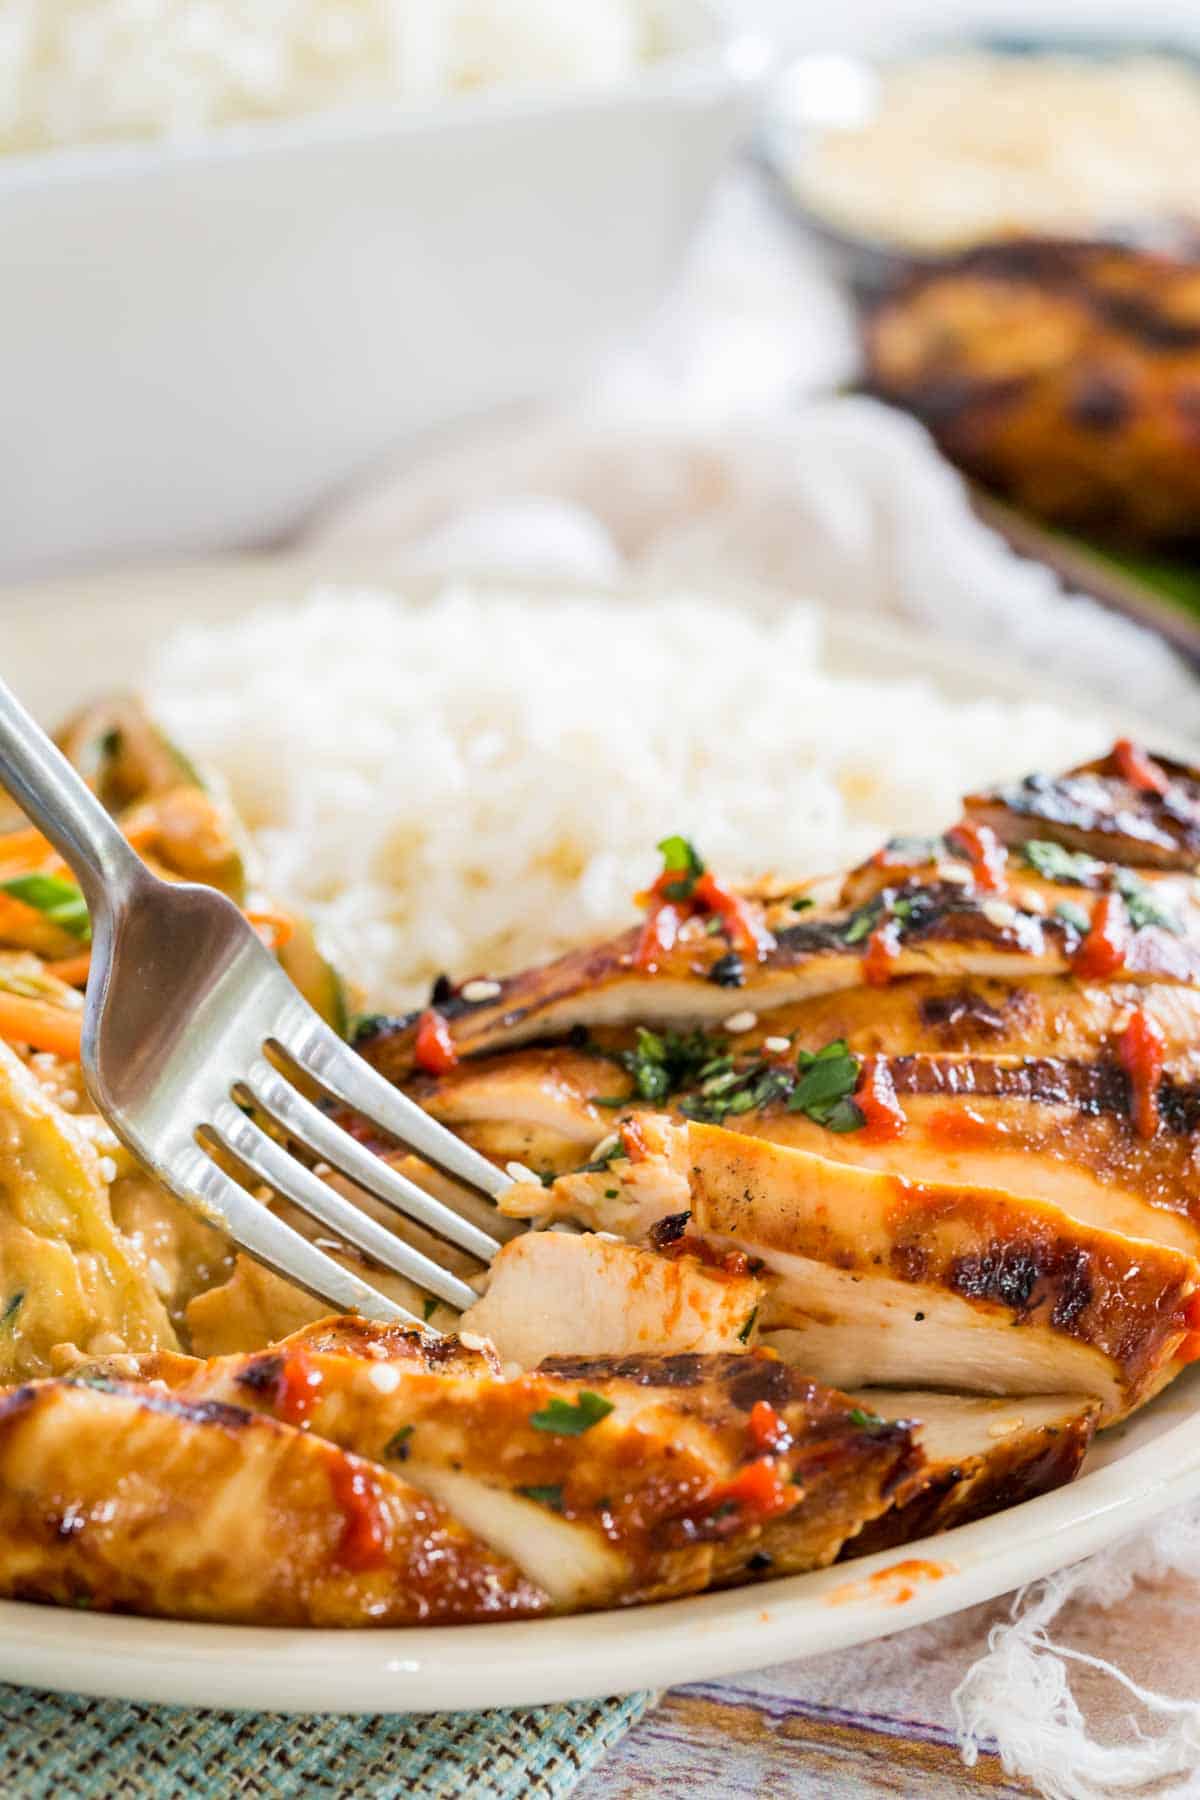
top-left (1054, 900), bottom-right (1091, 933)
top-left (790, 895), bottom-right (815, 913)
top-left (656, 835), bottom-right (705, 902)
top-left (422, 1297), bottom-right (437, 1322)
top-left (680, 1060), bottom-right (793, 1125)
top-left (788, 1039), bottom-right (862, 1128)
top-left (615, 1026), bottom-right (718, 1104)
top-left (848, 1406), bottom-right (890, 1433)
top-left (0, 1292), bottom-right (23, 1332)
top-left (737, 1305), bottom-right (758, 1345)
top-left (519, 1484), bottom-right (565, 1512)
top-left (383, 1425), bottom-right (413, 1461)
top-left (823, 1098), bottom-right (867, 1133)
top-left (1020, 840), bottom-right (1104, 886)
top-left (349, 1013), bottom-right (393, 1042)
top-left (530, 1391), bottom-right (615, 1436)
top-left (842, 903), bottom-right (880, 945)
top-left (0, 873), bottom-right (90, 941)
top-left (604, 1188), bottom-right (619, 1199)
top-left (580, 1138), bottom-right (630, 1173)
top-left (1115, 869), bottom-right (1182, 934)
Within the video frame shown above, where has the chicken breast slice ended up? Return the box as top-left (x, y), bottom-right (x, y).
top-left (154, 1336), bottom-right (920, 1608)
top-left (0, 1377), bottom-right (547, 1625)
top-left (843, 1389), bottom-right (1099, 1556)
top-left (460, 1230), bottom-right (764, 1366)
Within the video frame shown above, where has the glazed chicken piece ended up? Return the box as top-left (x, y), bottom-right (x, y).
top-left (688, 1123), bottom-right (1197, 1419)
top-left (356, 743), bottom-right (1200, 1430)
top-left (862, 237), bottom-right (1200, 551)
top-left (0, 1376), bottom-right (546, 1625)
top-left (70, 1331), bottom-right (920, 1615)
top-left (459, 1229), bottom-right (765, 1365)
top-left (965, 746), bottom-right (1200, 871)
top-left (844, 1389), bottom-right (1099, 1556)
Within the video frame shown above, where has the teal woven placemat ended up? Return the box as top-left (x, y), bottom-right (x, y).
top-left (0, 1683), bottom-right (653, 1799)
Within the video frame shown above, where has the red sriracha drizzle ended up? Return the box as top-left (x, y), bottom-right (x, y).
top-left (855, 1056), bottom-right (906, 1142)
top-left (275, 1349), bottom-right (324, 1428)
top-left (1113, 739), bottom-right (1169, 796)
top-left (1180, 1292), bottom-right (1200, 1364)
top-left (634, 837), bottom-right (775, 973)
top-left (328, 1458), bottom-right (391, 1571)
top-left (1073, 893), bottom-right (1130, 979)
top-left (1118, 1007), bottom-right (1166, 1140)
top-left (415, 1007), bottom-right (459, 1075)
top-left (947, 818), bottom-right (1008, 893)
top-left (709, 1457), bottom-right (797, 1522)
top-left (863, 920), bottom-right (900, 987)
top-left (748, 1400), bottom-right (791, 1455)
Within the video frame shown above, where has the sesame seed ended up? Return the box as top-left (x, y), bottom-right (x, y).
top-left (368, 1363), bottom-right (401, 1394)
top-left (590, 1133), bottom-right (620, 1163)
top-left (723, 1010), bottom-right (758, 1034)
top-left (461, 978), bottom-right (501, 1003)
top-left (505, 1160), bottom-right (541, 1186)
top-left (763, 1035), bottom-right (791, 1053)
top-left (458, 1331), bottom-right (490, 1353)
top-left (982, 899), bottom-right (1017, 929)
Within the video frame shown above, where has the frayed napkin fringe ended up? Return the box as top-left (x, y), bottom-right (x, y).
top-left (953, 1506), bottom-right (1200, 1799)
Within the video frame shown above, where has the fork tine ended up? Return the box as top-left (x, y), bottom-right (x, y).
top-left (272, 1007), bottom-right (513, 1202)
top-left (245, 1059), bottom-right (504, 1263)
top-left (178, 1141), bottom-right (419, 1325)
top-left (209, 1102), bottom-right (482, 1312)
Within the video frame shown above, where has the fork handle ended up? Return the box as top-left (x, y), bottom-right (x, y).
top-left (0, 676), bottom-right (145, 912)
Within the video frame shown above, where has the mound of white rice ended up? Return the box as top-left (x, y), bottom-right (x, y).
top-left (1, 0), bottom-right (659, 154)
top-left (148, 583), bottom-right (1102, 1013)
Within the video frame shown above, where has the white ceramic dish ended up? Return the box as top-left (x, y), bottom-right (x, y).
top-left (2, 554), bottom-right (1198, 1715)
top-left (0, 6), bottom-right (767, 583)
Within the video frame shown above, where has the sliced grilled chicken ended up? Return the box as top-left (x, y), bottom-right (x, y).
top-left (0, 1377), bottom-right (547, 1625)
top-left (965, 747), bottom-right (1200, 871)
top-left (404, 1024), bottom-right (1200, 1257)
top-left (861, 237), bottom-right (1200, 552)
top-left (843, 1389), bottom-right (1099, 1556)
top-left (690, 1123), bottom-right (1199, 1420)
top-left (130, 1335), bottom-right (919, 1608)
top-left (499, 1114), bottom-right (1200, 1419)
top-left (356, 881), bottom-right (1200, 1079)
top-left (459, 1230), bottom-right (764, 1365)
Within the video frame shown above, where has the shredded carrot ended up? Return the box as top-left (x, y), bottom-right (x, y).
top-left (43, 952), bottom-right (92, 987)
top-left (122, 819), bottom-right (164, 852)
top-left (245, 908), bottom-right (297, 950)
top-left (0, 827), bottom-right (53, 867)
top-left (0, 992), bottom-right (83, 1059)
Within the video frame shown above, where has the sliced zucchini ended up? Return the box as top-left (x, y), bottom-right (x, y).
top-left (275, 914), bottom-right (351, 1036)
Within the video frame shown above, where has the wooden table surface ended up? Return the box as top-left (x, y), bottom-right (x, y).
top-left (579, 1672), bottom-right (1025, 1798)
top-left (572, 1589), bottom-right (1030, 1799)
top-left (574, 1570), bottom-right (1197, 1798)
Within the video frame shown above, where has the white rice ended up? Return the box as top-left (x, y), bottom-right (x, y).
top-left (0, 0), bottom-right (659, 154)
top-left (147, 582), bottom-right (1102, 1014)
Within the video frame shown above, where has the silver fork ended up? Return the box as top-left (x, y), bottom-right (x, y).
top-left (0, 678), bottom-right (511, 1327)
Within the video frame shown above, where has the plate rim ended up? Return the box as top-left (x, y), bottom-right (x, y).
top-left (1, 549), bottom-right (1195, 1714)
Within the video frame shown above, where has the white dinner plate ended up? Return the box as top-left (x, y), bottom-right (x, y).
top-left (1, 553), bottom-right (1197, 1715)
